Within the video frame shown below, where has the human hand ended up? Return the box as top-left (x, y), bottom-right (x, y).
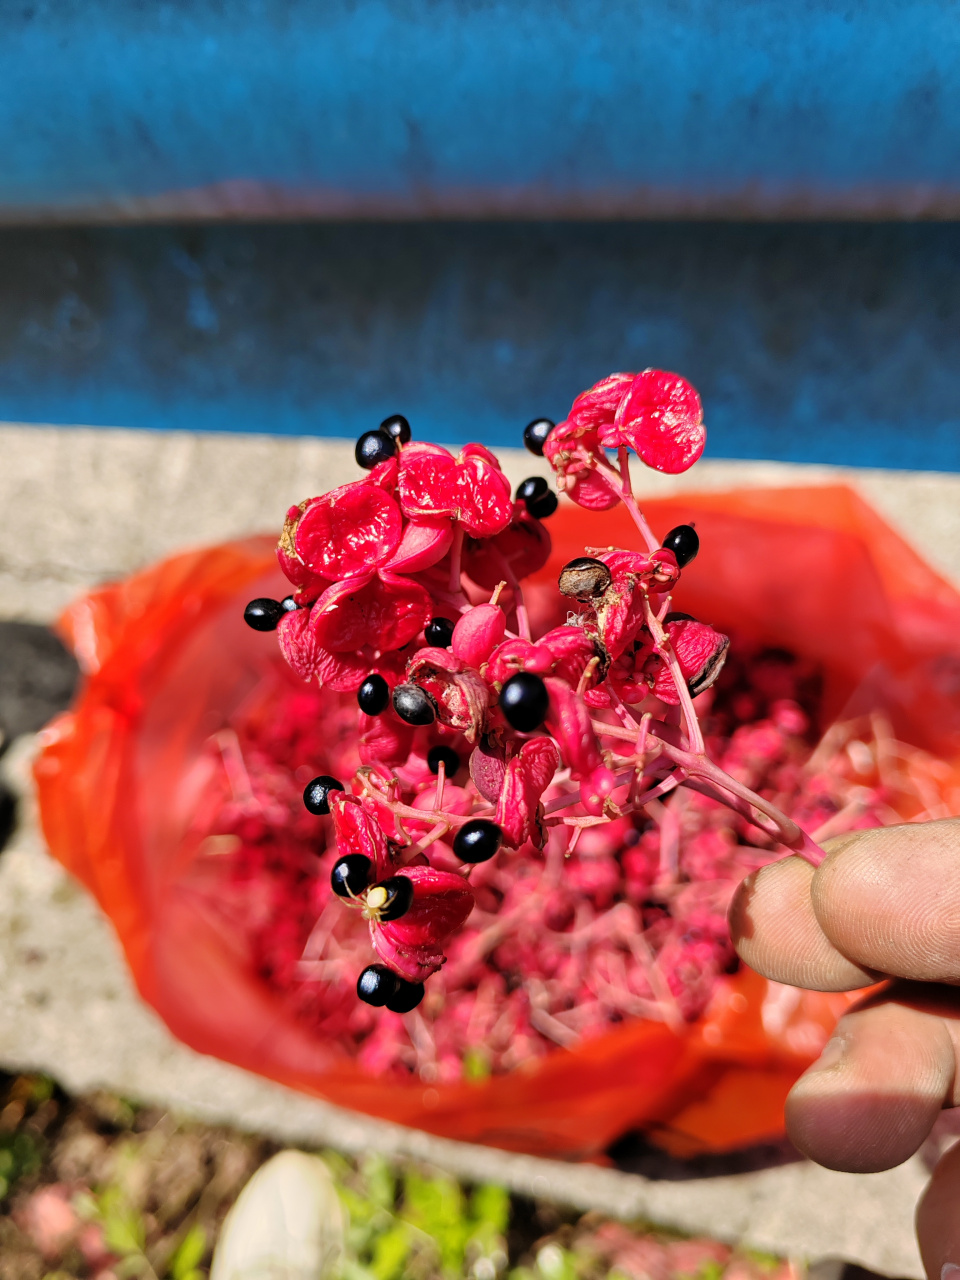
top-left (729, 819), bottom-right (960, 1279)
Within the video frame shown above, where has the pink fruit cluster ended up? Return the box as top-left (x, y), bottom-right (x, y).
top-left (246, 370), bottom-right (825, 1015)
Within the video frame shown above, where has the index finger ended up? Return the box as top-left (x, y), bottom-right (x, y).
top-left (729, 818), bottom-right (960, 989)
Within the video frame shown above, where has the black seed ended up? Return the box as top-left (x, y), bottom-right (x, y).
top-left (523, 417), bottom-right (555, 456)
top-left (662, 523), bottom-right (700, 568)
top-left (527, 491), bottom-right (558, 519)
top-left (357, 673), bottom-right (390, 715)
top-left (372, 875), bottom-right (415, 921)
top-left (453, 818), bottom-right (503, 864)
top-left (331, 854), bottom-right (374, 899)
top-left (280, 596), bottom-right (300, 613)
top-left (303, 774), bottom-right (345, 816)
top-left (516, 475), bottom-right (549, 504)
top-left (425, 616), bottom-right (455, 647)
top-left (663, 611), bottom-right (696, 624)
top-left (357, 964), bottom-right (400, 1007)
top-left (499, 671), bottom-right (549, 733)
top-left (243, 597), bottom-right (283, 631)
top-left (392, 683), bottom-right (437, 725)
top-left (558, 556), bottom-right (612, 600)
top-left (380, 413), bottom-right (411, 444)
top-left (427, 745), bottom-right (460, 776)
top-left (386, 978), bottom-right (425, 1013)
top-left (355, 429), bottom-right (398, 470)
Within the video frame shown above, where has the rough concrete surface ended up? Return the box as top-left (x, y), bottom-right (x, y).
top-left (1, 423), bottom-right (957, 1276)
top-left (0, 736), bottom-right (930, 1279)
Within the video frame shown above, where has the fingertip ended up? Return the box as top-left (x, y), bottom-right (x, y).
top-left (729, 855), bottom-right (875, 991)
top-left (917, 1140), bottom-right (960, 1280)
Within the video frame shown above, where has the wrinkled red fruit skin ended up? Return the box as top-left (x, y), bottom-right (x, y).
top-left (607, 369), bottom-right (705, 475)
top-left (371, 866), bottom-right (475, 982)
top-left (496, 738), bottom-right (561, 848)
top-left (329, 793), bottom-right (388, 878)
top-left (650, 618), bottom-right (730, 705)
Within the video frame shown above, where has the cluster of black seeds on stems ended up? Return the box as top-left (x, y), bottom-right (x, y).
top-left (243, 415), bottom-right (707, 1013)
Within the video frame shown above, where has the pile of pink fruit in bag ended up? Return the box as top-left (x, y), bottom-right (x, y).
top-left (194, 370), bottom-right (914, 1083)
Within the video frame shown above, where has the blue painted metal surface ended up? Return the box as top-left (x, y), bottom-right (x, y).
top-left (1, 2), bottom-right (960, 219)
top-left (0, 222), bottom-right (958, 470)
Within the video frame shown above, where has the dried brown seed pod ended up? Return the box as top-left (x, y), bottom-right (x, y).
top-left (558, 556), bottom-right (612, 601)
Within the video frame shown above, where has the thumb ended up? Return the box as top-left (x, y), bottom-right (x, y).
top-left (917, 1140), bottom-right (960, 1280)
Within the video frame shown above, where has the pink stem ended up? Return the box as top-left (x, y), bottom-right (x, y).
top-left (591, 450), bottom-right (660, 553)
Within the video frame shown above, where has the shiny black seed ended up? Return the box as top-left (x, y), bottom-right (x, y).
top-left (662, 523), bottom-right (700, 568)
top-left (558, 556), bottom-right (612, 601)
top-left (453, 818), bottom-right (503, 864)
top-left (516, 475), bottom-right (549, 505)
top-left (243, 598), bottom-right (283, 631)
top-left (392, 683), bottom-right (437, 725)
top-left (357, 673), bottom-right (390, 715)
top-left (355, 429), bottom-right (398, 470)
top-left (427, 745), bottom-right (460, 776)
top-left (523, 417), bottom-right (555, 456)
top-left (372, 875), bottom-right (415, 922)
top-left (380, 413), bottom-right (411, 444)
top-left (280, 596), bottom-right (300, 613)
top-left (357, 964), bottom-right (400, 1007)
top-left (663, 611), bottom-right (696, 624)
top-left (386, 978), bottom-right (425, 1013)
top-left (303, 775), bottom-right (345, 816)
top-left (527, 491), bottom-right (558, 520)
top-left (331, 853), bottom-right (374, 899)
top-left (424, 616), bottom-right (455, 647)
top-left (499, 671), bottom-right (549, 733)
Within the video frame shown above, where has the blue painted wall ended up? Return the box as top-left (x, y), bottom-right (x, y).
top-left (1, 1), bottom-right (960, 218)
top-left (1, 221), bottom-right (958, 470)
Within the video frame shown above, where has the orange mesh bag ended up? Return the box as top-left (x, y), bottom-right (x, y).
top-left (34, 487), bottom-right (960, 1159)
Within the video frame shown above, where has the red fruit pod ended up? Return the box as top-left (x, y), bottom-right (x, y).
top-left (382, 517), bottom-right (454, 575)
top-left (310, 573), bottom-right (432, 653)
top-left (397, 444), bottom-right (459, 521)
top-left (371, 865), bottom-right (475, 983)
top-left (652, 618), bottom-right (730, 705)
top-left (463, 505), bottom-right (552, 590)
top-left (405, 647), bottom-right (491, 742)
top-left (276, 608), bottom-right (370, 690)
top-left (484, 637), bottom-right (535, 687)
top-left (543, 418), bottom-right (619, 512)
top-left (328, 792), bottom-right (389, 877)
top-left (290, 481), bottom-right (403, 578)
top-left (496, 737), bottom-right (561, 849)
top-left (452, 603), bottom-right (506, 668)
top-left (358, 707), bottom-right (416, 768)
top-left (468, 735), bottom-right (507, 802)
top-left (277, 498), bottom-right (332, 594)
top-left (606, 369), bottom-right (705, 475)
top-left (542, 676), bottom-right (607, 803)
top-left (567, 372), bottom-right (635, 432)
top-left (524, 625), bottom-right (602, 689)
top-left (453, 452), bottom-right (514, 537)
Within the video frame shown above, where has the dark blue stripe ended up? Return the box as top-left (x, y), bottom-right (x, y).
top-left (0, 221), bottom-right (957, 470)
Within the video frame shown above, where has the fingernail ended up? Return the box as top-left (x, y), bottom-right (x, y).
top-left (941, 1266), bottom-right (960, 1280)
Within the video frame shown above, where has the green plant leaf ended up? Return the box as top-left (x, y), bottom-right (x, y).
top-left (169, 1223), bottom-right (207, 1279)
top-left (370, 1221), bottom-right (412, 1280)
